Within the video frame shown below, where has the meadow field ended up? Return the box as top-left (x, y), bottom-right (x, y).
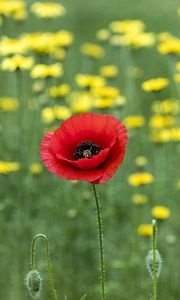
top-left (0, 0), bottom-right (180, 299)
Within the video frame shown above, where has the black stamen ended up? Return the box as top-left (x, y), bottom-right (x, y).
top-left (73, 140), bottom-right (101, 160)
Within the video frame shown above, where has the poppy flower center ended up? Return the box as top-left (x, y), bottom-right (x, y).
top-left (73, 140), bottom-right (101, 160)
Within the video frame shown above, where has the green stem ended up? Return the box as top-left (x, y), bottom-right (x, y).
top-left (31, 234), bottom-right (58, 300)
top-left (152, 220), bottom-right (157, 300)
top-left (92, 184), bottom-right (105, 300)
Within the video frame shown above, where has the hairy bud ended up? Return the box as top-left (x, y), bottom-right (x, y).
top-left (25, 270), bottom-right (42, 299)
top-left (146, 250), bottom-right (162, 279)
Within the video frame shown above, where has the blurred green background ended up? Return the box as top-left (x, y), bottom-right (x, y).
top-left (0, 1), bottom-right (180, 300)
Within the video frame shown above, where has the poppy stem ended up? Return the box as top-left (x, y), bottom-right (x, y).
top-left (152, 220), bottom-right (157, 300)
top-left (92, 184), bottom-right (105, 300)
top-left (31, 234), bottom-right (58, 300)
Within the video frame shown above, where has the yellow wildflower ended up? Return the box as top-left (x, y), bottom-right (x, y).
top-left (53, 31), bottom-right (74, 48)
top-left (149, 114), bottom-right (175, 129)
top-left (170, 128), bottom-right (180, 142)
top-left (174, 74), bottom-right (180, 83)
top-left (142, 78), bottom-right (169, 92)
top-left (158, 36), bottom-right (180, 55)
top-left (70, 92), bottom-right (92, 113)
top-left (99, 65), bottom-right (119, 78)
top-left (41, 107), bottom-right (55, 124)
top-left (135, 156), bottom-right (148, 167)
top-left (93, 98), bottom-right (114, 109)
top-left (150, 129), bottom-right (171, 143)
top-left (128, 172), bottom-right (154, 186)
top-left (137, 224), bottom-right (153, 237)
top-left (120, 32), bottom-right (156, 49)
top-left (49, 84), bottom-right (71, 98)
top-left (123, 115), bottom-right (145, 128)
top-left (1, 55), bottom-right (34, 71)
top-left (176, 62), bottom-right (180, 71)
top-left (110, 20), bottom-right (145, 34)
top-left (0, 1), bottom-right (26, 18)
top-left (0, 36), bottom-right (29, 56)
top-left (151, 206), bottom-right (170, 220)
top-left (152, 99), bottom-right (180, 114)
top-left (31, 63), bottom-right (63, 78)
top-left (96, 29), bottom-right (110, 42)
top-left (0, 161), bottom-right (20, 174)
top-left (76, 74), bottom-right (106, 88)
top-left (91, 86), bottom-right (120, 98)
top-left (80, 43), bottom-right (104, 59)
top-left (0, 97), bottom-right (19, 111)
top-left (54, 105), bottom-right (71, 120)
top-left (31, 2), bottom-right (66, 18)
top-left (132, 194), bottom-right (149, 205)
top-left (30, 163), bottom-right (43, 175)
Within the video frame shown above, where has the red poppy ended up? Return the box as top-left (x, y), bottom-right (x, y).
top-left (40, 112), bottom-right (128, 184)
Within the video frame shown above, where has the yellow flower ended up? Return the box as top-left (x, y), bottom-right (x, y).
top-left (41, 107), bottom-right (55, 124)
top-left (80, 43), bottom-right (104, 59)
top-left (135, 156), bottom-right (148, 167)
top-left (54, 105), bottom-right (71, 120)
top-left (176, 62), bottom-right (180, 71)
top-left (49, 84), bottom-right (71, 98)
top-left (99, 65), bottom-right (119, 78)
top-left (30, 163), bottom-right (43, 175)
top-left (150, 129), bottom-right (171, 143)
top-left (128, 172), bottom-right (154, 186)
top-left (0, 97), bottom-right (19, 111)
top-left (137, 224), bottom-right (153, 237)
top-left (31, 2), bottom-right (66, 18)
top-left (109, 20), bottom-right (145, 34)
top-left (158, 35), bottom-right (180, 55)
top-left (93, 98), bottom-right (114, 109)
top-left (123, 115), bottom-right (145, 128)
top-left (0, 161), bottom-right (20, 174)
top-left (132, 194), bottom-right (149, 205)
top-left (170, 128), bottom-right (180, 142)
top-left (151, 206), bottom-right (170, 220)
top-left (31, 63), bottom-right (63, 78)
top-left (0, 36), bottom-right (29, 56)
top-left (0, 1), bottom-right (26, 18)
top-left (120, 32), bottom-right (156, 49)
top-left (149, 114), bottom-right (175, 129)
top-left (53, 31), bottom-right (74, 48)
top-left (91, 86), bottom-right (120, 98)
top-left (152, 99), bottom-right (180, 114)
top-left (142, 78), bottom-right (169, 92)
top-left (1, 55), bottom-right (34, 71)
top-left (96, 29), bottom-right (110, 42)
top-left (70, 92), bottom-right (92, 113)
top-left (76, 74), bottom-right (106, 88)
top-left (174, 73), bottom-right (180, 83)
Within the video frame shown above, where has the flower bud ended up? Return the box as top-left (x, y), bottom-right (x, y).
top-left (146, 250), bottom-right (162, 279)
top-left (25, 270), bottom-right (42, 298)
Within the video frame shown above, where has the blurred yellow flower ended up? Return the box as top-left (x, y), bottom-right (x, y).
top-left (149, 114), bottom-right (175, 129)
top-left (1, 55), bottom-right (34, 71)
top-left (49, 84), bottom-right (71, 98)
top-left (41, 107), bottom-right (55, 124)
top-left (31, 2), bottom-right (66, 18)
top-left (152, 99), bottom-right (180, 114)
top-left (76, 74), bottom-right (106, 88)
top-left (80, 43), bottom-right (104, 59)
top-left (176, 62), bottom-right (180, 71)
top-left (174, 73), bottom-right (180, 83)
top-left (151, 205), bottom-right (170, 220)
top-left (54, 106), bottom-right (71, 120)
top-left (120, 32), bottom-right (156, 49)
top-left (132, 194), bottom-right (149, 205)
top-left (31, 64), bottom-right (63, 78)
top-left (93, 97), bottom-right (114, 109)
top-left (135, 156), bottom-right (148, 167)
top-left (137, 224), bottom-right (153, 236)
top-left (110, 20), bottom-right (145, 34)
top-left (99, 65), bottom-right (119, 78)
top-left (70, 92), bottom-right (92, 113)
top-left (158, 36), bottom-right (180, 55)
top-left (0, 161), bottom-right (20, 174)
top-left (96, 29), bottom-right (110, 42)
top-left (123, 115), bottom-right (145, 128)
top-left (142, 77), bottom-right (169, 92)
top-left (150, 129), bottom-right (171, 143)
top-left (0, 97), bottom-right (19, 111)
top-left (91, 86), bottom-right (120, 98)
top-left (0, 36), bottom-right (29, 56)
top-left (128, 172), bottom-right (154, 186)
top-left (0, 1), bottom-right (26, 18)
top-left (170, 128), bottom-right (180, 142)
top-left (30, 163), bottom-right (43, 175)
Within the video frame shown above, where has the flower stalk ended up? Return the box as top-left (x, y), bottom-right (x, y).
top-left (92, 184), bottom-right (105, 300)
top-left (152, 219), bottom-right (157, 300)
top-left (31, 234), bottom-right (58, 300)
